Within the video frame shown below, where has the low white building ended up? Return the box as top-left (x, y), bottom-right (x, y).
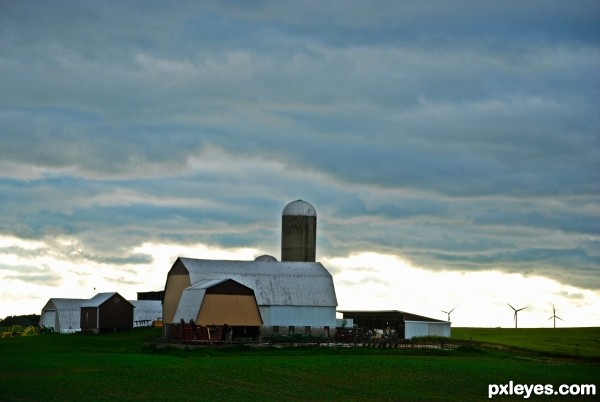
top-left (39, 298), bottom-right (87, 333)
top-left (404, 320), bottom-right (451, 339)
top-left (130, 300), bottom-right (162, 326)
top-left (338, 310), bottom-right (451, 339)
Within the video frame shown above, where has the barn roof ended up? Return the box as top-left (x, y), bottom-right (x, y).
top-left (338, 310), bottom-right (447, 323)
top-left (47, 298), bottom-right (87, 310)
top-left (82, 292), bottom-right (134, 308)
top-left (174, 258), bottom-right (337, 307)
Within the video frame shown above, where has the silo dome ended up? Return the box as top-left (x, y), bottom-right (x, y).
top-left (254, 254), bottom-right (277, 262)
top-left (282, 200), bottom-right (317, 217)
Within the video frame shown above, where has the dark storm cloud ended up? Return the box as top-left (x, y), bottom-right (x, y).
top-left (0, 1), bottom-right (598, 290)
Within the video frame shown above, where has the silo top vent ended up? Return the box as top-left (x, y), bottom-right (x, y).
top-left (282, 199), bottom-right (317, 217)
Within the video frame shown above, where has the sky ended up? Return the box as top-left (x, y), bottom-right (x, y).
top-left (1, 1), bottom-right (599, 328)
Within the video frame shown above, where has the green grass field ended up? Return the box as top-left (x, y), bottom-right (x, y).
top-left (452, 327), bottom-right (600, 360)
top-left (0, 328), bottom-right (598, 401)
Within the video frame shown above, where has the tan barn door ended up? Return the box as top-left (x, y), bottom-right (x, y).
top-left (197, 294), bottom-right (262, 326)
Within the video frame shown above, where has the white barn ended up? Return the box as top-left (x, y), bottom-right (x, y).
top-left (163, 257), bottom-right (338, 340)
top-left (39, 298), bottom-right (87, 333)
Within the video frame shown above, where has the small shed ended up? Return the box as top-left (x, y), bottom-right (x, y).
top-left (39, 298), bottom-right (87, 333)
top-left (80, 292), bottom-right (134, 333)
top-left (338, 310), bottom-right (451, 339)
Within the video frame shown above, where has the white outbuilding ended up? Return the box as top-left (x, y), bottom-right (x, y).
top-left (338, 310), bottom-right (451, 339)
top-left (130, 300), bottom-right (162, 327)
top-left (39, 298), bottom-right (87, 333)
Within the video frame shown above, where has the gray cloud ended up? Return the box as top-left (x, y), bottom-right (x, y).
top-left (0, 1), bottom-right (598, 292)
top-left (0, 263), bottom-right (62, 286)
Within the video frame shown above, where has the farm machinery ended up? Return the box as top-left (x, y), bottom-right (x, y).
top-left (165, 319), bottom-right (226, 344)
top-left (0, 325), bottom-right (39, 338)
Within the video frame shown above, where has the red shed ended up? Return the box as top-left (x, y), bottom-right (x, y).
top-left (80, 292), bottom-right (134, 333)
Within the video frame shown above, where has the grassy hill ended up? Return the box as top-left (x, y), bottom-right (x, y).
top-left (0, 328), bottom-right (598, 401)
top-left (452, 327), bottom-right (600, 360)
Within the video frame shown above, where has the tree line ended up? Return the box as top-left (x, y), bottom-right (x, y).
top-left (0, 314), bottom-right (40, 327)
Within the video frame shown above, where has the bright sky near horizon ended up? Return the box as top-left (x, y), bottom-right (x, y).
top-left (1, 1), bottom-right (599, 327)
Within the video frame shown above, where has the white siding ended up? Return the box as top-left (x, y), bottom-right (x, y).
top-left (405, 321), bottom-right (451, 339)
top-left (130, 300), bottom-right (162, 323)
top-left (41, 310), bottom-right (56, 330)
top-left (405, 322), bottom-right (429, 339)
top-left (428, 323), bottom-right (451, 337)
top-left (262, 306), bottom-right (336, 327)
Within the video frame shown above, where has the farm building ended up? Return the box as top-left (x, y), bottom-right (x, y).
top-left (163, 257), bottom-right (337, 340)
top-left (338, 310), bottom-right (451, 339)
top-left (39, 296), bottom-right (161, 333)
top-left (162, 200), bottom-right (338, 341)
top-left (39, 298), bottom-right (87, 333)
top-left (137, 290), bottom-right (164, 301)
top-left (130, 300), bottom-right (162, 327)
top-left (80, 292), bottom-right (134, 333)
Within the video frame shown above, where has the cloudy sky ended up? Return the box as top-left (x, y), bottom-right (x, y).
top-left (1, 1), bottom-right (599, 328)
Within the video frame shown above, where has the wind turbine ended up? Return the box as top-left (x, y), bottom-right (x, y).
top-left (440, 306), bottom-right (457, 322)
top-left (507, 303), bottom-right (528, 328)
top-left (548, 304), bottom-right (564, 328)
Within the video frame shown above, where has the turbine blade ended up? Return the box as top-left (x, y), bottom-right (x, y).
top-left (508, 303), bottom-right (516, 311)
top-left (556, 316), bottom-right (564, 321)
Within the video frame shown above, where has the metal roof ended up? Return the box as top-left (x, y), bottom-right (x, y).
top-left (82, 292), bottom-right (133, 308)
top-left (282, 199), bottom-right (317, 217)
top-left (173, 288), bottom-right (206, 323)
top-left (47, 298), bottom-right (87, 310)
top-left (177, 258), bottom-right (337, 307)
top-left (81, 292), bottom-right (116, 307)
top-left (338, 310), bottom-right (447, 323)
